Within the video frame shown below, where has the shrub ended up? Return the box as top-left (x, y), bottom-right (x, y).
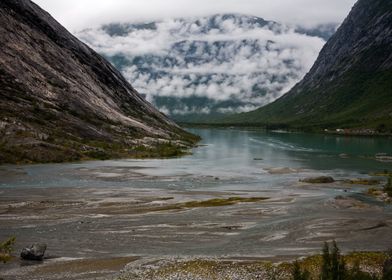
top-left (0, 237), bottom-right (15, 263)
top-left (384, 177), bottom-right (392, 197)
top-left (292, 261), bottom-right (310, 280)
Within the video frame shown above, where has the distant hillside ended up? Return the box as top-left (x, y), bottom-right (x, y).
top-left (220, 0), bottom-right (392, 132)
top-left (0, 0), bottom-right (198, 164)
top-left (78, 14), bottom-right (329, 122)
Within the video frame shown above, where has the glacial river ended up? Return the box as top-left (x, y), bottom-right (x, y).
top-left (0, 128), bottom-right (392, 261)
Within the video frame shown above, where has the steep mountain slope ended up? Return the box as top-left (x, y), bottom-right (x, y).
top-left (0, 0), bottom-right (197, 164)
top-left (78, 14), bottom-right (327, 122)
top-left (222, 0), bottom-right (392, 131)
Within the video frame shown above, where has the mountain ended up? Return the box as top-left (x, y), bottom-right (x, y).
top-left (77, 14), bottom-right (328, 122)
top-left (0, 0), bottom-right (198, 164)
top-left (221, 0), bottom-right (392, 132)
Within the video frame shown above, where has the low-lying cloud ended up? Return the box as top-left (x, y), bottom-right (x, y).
top-left (78, 15), bottom-right (326, 117)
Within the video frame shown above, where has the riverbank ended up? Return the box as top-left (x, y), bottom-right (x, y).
top-left (1, 250), bottom-right (388, 280)
top-left (0, 179), bottom-right (391, 279)
top-left (180, 123), bottom-right (392, 137)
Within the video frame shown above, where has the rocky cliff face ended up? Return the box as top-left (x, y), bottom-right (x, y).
top-left (223, 0), bottom-right (392, 130)
top-left (0, 0), bottom-right (197, 163)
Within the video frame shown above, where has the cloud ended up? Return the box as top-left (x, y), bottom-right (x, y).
top-left (77, 15), bottom-right (326, 115)
top-left (32, 0), bottom-right (356, 32)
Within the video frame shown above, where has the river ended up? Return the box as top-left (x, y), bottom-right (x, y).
top-left (0, 128), bottom-right (392, 268)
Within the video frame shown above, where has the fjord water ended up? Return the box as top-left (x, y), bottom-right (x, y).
top-left (1, 128), bottom-right (392, 189)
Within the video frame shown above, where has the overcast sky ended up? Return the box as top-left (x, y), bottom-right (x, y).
top-left (33, 0), bottom-right (356, 32)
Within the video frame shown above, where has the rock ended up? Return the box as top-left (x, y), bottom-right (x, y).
top-left (20, 243), bottom-right (47, 261)
top-left (300, 176), bottom-right (335, 184)
top-left (265, 167), bottom-right (302, 175)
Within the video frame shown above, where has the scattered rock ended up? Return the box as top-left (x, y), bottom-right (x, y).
top-left (265, 167), bottom-right (302, 175)
top-left (331, 196), bottom-right (370, 209)
top-left (300, 176), bottom-right (335, 184)
top-left (21, 243), bottom-right (47, 261)
top-left (375, 154), bottom-right (392, 162)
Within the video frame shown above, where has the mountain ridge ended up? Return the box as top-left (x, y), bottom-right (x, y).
top-left (219, 0), bottom-right (392, 132)
top-left (0, 0), bottom-right (197, 164)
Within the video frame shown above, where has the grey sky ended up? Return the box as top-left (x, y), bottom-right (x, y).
top-left (32, 0), bottom-right (356, 32)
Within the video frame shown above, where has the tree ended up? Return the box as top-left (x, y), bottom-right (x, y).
top-left (321, 241), bottom-right (347, 280)
top-left (321, 242), bottom-right (331, 280)
top-left (383, 250), bottom-right (392, 280)
top-left (0, 237), bottom-right (15, 263)
top-left (292, 261), bottom-right (310, 280)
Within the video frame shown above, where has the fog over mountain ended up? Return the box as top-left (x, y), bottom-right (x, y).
top-left (33, 0), bottom-right (355, 32)
top-left (78, 14), bottom-right (330, 121)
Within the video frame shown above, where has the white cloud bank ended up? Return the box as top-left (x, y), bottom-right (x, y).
top-left (78, 15), bottom-right (326, 115)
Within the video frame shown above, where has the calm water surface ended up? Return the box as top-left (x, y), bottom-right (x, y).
top-left (1, 128), bottom-right (392, 189)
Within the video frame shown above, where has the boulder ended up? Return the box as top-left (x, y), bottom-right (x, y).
top-left (20, 243), bottom-right (47, 261)
top-left (300, 176), bottom-right (335, 184)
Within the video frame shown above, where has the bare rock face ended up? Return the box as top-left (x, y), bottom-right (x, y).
top-left (0, 0), bottom-right (198, 163)
top-left (20, 243), bottom-right (47, 261)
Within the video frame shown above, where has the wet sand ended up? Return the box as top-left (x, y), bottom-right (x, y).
top-left (0, 176), bottom-right (391, 279)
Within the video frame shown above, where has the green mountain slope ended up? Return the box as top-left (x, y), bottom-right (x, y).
top-left (221, 0), bottom-right (392, 131)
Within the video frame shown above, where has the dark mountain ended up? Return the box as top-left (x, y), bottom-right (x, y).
top-left (222, 0), bottom-right (392, 132)
top-left (78, 14), bottom-right (327, 122)
top-left (0, 0), bottom-right (197, 164)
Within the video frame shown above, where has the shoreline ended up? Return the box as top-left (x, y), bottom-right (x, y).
top-left (180, 123), bottom-right (392, 138)
top-left (1, 251), bottom-right (388, 280)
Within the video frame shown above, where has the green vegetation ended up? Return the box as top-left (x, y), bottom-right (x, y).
top-left (384, 177), bottom-right (392, 197)
top-left (345, 179), bottom-right (380, 186)
top-left (0, 237), bottom-right (15, 263)
top-left (0, 131), bottom-right (200, 164)
top-left (215, 69), bottom-right (392, 131)
top-left (291, 242), bottom-right (392, 280)
top-left (292, 261), bottom-right (310, 280)
top-left (210, 0), bottom-right (392, 132)
top-left (370, 170), bottom-right (392, 198)
top-left (151, 197), bottom-right (269, 212)
top-left (181, 197), bottom-right (268, 208)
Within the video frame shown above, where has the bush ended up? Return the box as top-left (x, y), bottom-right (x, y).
top-left (383, 250), bottom-right (392, 280)
top-left (0, 237), bottom-right (15, 263)
top-left (294, 241), bottom-right (380, 280)
top-left (384, 177), bottom-right (392, 197)
top-left (320, 241), bottom-right (347, 280)
top-left (292, 261), bottom-right (310, 280)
